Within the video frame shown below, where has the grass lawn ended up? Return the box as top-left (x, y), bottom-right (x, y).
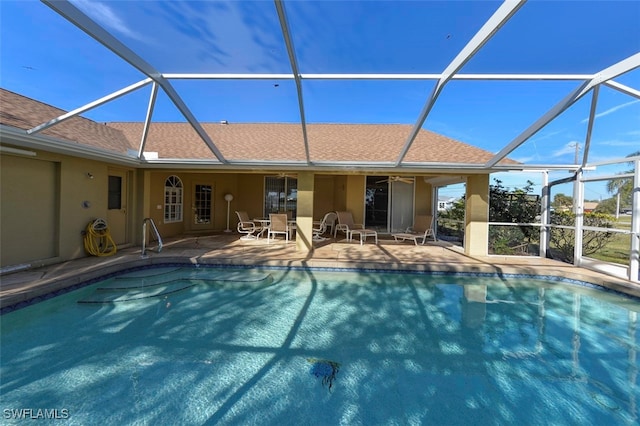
top-left (586, 216), bottom-right (631, 265)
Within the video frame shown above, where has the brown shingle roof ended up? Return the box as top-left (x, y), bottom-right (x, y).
top-left (0, 89), bottom-right (135, 155)
top-left (1, 88), bottom-right (517, 165)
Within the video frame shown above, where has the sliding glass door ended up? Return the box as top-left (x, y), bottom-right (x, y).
top-left (366, 176), bottom-right (414, 232)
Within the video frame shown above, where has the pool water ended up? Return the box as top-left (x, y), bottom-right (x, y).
top-left (1, 266), bottom-right (638, 425)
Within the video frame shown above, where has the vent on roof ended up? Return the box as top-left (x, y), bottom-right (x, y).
top-left (220, 120), bottom-right (229, 125)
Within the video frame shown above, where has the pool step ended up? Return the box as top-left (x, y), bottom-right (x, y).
top-left (79, 270), bottom-right (274, 304)
top-left (98, 271), bottom-right (273, 290)
top-left (78, 281), bottom-right (194, 304)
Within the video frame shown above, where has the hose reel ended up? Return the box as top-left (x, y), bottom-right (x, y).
top-left (83, 218), bottom-right (117, 256)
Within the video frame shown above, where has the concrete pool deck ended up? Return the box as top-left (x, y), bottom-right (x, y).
top-left (1, 233), bottom-right (639, 310)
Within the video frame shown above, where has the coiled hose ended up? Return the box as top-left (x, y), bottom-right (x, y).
top-left (83, 218), bottom-right (117, 256)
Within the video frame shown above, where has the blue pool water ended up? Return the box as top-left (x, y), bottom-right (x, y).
top-left (1, 266), bottom-right (638, 425)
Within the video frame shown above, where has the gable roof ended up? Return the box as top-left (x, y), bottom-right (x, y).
top-left (1, 88), bottom-right (517, 168)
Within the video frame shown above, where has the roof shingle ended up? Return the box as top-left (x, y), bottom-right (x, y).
top-left (1, 88), bottom-right (517, 166)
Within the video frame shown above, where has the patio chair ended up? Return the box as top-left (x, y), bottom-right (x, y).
top-left (324, 211), bottom-right (337, 236)
top-left (334, 211), bottom-right (378, 245)
top-left (392, 214), bottom-right (435, 245)
top-left (267, 213), bottom-right (289, 243)
top-left (235, 211), bottom-right (261, 240)
top-left (312, 211), bottom-right (337, 241)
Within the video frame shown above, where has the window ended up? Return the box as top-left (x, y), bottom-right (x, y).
top-left (108, 175), bottom-right (122, 210)
top-left (264, 176), bottom-right (297, 217)
top-left (164, 175), bottom-right (183, 223)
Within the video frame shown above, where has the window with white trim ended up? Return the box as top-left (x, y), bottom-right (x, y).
top-left (164, 175), bottom-right (183, 223)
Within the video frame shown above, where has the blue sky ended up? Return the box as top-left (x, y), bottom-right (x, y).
top-left (1, 0), bottom-right (639, 198)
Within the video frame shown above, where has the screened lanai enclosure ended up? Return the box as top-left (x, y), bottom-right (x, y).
top-left (0, 0), bottom-right (638, 282)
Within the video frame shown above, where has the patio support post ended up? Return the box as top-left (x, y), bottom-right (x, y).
top-left (464, 174), bottom-right (489, 256)
top-left (630, 159), bottom-right (639, 282)
top-left (138, 170), bottom-right (152, 246)
top-left (540, 171), bottom-right (550, 257)
top-left (573, 170), bottom-right (584, 267)
top-left (295, 172), bottom-right (314, 253)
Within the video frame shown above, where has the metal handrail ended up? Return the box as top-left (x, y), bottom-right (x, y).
top-left (141, 218), bottom-right (163, 256)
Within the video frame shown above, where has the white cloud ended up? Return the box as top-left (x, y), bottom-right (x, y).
top-left (580, 99), bottom-right (640, 123)
top-left (511, 155), bottom-right (537, 163)
top-left (528, 129), bottom-right (564, 144)
top-left (597, 139), bottom-right (640, 147)
top-left (72, 0), bottom-right (147, 43)
top-left (552, 141), bottom-right (581, 158)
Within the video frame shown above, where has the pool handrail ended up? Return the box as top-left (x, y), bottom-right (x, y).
top-left (141, 218), bottom-right (163, 256)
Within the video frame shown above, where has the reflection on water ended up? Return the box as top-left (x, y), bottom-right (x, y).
top-left (0, 267), bottom-right (638, 425)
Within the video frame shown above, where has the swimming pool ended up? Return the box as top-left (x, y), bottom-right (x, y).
top-left (1, 265), bottom-right (638, 425)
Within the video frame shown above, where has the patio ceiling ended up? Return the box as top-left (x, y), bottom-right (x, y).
top-left (2, 0), bottom-right (639, 172)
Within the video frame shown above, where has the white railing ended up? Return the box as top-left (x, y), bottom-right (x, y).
top-left (141, 218), bottom-right (163, 256)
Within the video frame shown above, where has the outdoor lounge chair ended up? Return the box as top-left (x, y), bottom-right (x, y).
top-left (334, 211), bottom-right (378, 245)
top-left (392, 214), bottom-right (435, 245)
top-left (235, 211), bottom-right (261, 240)
top-left (267, 213), bottom-right (290, 243)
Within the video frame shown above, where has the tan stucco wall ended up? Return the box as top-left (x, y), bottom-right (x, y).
top-left (414, 178), bottom-right (433, 216)
top-left (313, 175), bottom-right (336, 220)
top-left (345, 175), bottom-right (366, 223)
top-left (145, 171), bottom-right (247, 238)
top-left (0, 150), bottom-right (137, 268)
top-left (1, 154), bottom-right (58, 266)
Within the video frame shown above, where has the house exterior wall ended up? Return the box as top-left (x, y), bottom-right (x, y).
top-left (1, 148), bottom-right (471, 268)
top-left (144, 171), bottom-right (247, 238)
top-left (313, 175), bottom-right (336, 220)
top-left (415, 178), bottom-right (433, 216)
top-left (345, 175), bottom-right (366, 223)
top-left (333, 176), bottom-right (348, 212)
top-left (0, 150), bottom-right (138, 268)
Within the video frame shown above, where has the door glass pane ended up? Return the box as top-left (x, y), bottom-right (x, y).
top-left (194, 184), bottom-right (212, 224)
top-left (366, 176), bottom-right (388, 231)
top-left (285, 179), bottom-right (297, 217)
top-left (264, 177), bottom-right (297, 217)
top-left (108, 176), bottom-right (122, 210)
top-left (264, 177), bottom-right (284, 215)
top-left (391, 180), bottom-right (414, 232)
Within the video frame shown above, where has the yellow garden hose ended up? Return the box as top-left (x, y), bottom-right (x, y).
top-left (83, 218), bottom-right (117, 256)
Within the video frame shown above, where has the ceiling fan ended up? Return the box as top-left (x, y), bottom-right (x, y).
top-left (376, 176), bottom-right (415, 184)
top-left (271, 172), bottom-right (297, 179)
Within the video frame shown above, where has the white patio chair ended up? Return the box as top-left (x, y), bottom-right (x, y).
top-left (235, 211), bottom-right (261, 240)
top-left (312, 211), bottom-right (337, 241)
